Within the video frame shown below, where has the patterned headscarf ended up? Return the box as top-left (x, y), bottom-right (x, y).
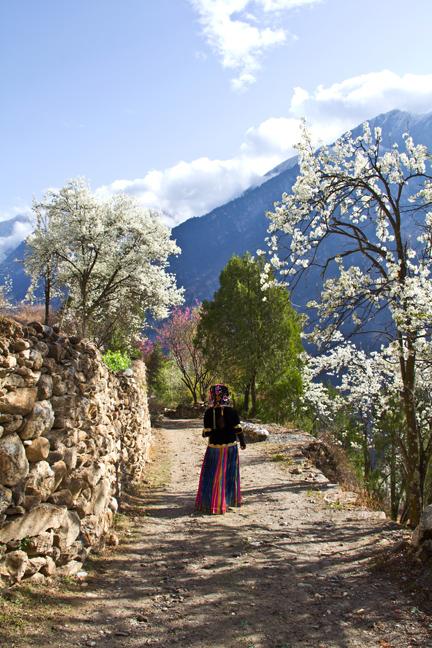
top-left (208, 384), bottom-right (229, 408)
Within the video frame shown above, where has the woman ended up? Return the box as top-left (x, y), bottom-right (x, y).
top-left (195, 384), bottom-right (246, 514)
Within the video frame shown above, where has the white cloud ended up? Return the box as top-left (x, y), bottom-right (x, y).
top-left (5, 69), bottom-right (430, 252)
top-left (190, 0), bottom-right (320, 91)
top-left (0, 219), bottom-right (33, 262)
top-left (95, 71), bottom-right (432, 229)
top-left (289, 70), bottom-right (432, 128)
top-left (96, 158), bottom-right (264, 228)
top-left (0, 203), bottom-right (32, 223)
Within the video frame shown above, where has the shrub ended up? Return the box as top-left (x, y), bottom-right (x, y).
top-left (102, 350), bottom-right (131, 372)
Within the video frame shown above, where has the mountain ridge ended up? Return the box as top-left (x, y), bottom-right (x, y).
top-left (2, 109), bottom-right (432, 310)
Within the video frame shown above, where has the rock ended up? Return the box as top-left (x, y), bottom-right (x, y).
top-left (108, 497), bottom-right (118, 513)
top-left (63, 447), bottom-right (77, 470)
top-left (24, 531), bottom-right (54, 556)
top-left (3, 374), bottom-right (27, 390)
top-left (17, 349), bottom-right (31, 363)
top-left (291, 467), bottom-right (303, 475)
top-left (40, 555), bottom-right (56, 575)
top-left (106, 532), bottom-right (119, 547)
top-left (412, 504), bottom-right (432, 549)
top-left (60, 559), bottom-right (83, 576)
top-left (10, 339), bottom-right (30, 352)
top-left (0, 325), bottom-right (151, 583)
top-left (28, 350), bottom-right (43, 370)
top-left (25, 461), bottom-right (55, 500)
top-left (14, 366), bottom-right (32, 377)
top-left (26, 571), bottom-right (45, 584)
top-left (24, 556), bottom-right (46, 576)
top-left (0, 485), bottom-right (13, 514)
top-left (20, 400), bottom-right (55, 440)
top-left (0, 414), bottom-right (24, 435)
top-left (0, 387), bottom-right (38, 415)
top-left (4, 506), bottom-right (25, 515)
top-left (72, 497), bottom-right (92, 519)
top-left (4, 550), bottom-right (29, 582)
top-left (53, 510), bottom-right (81, 552)
top-left (0, 433), bottom-right (29, 486)
top-left (50, 394), bottom-right (78, 415)
top-left (22, 495), bottom-right (42, 511)
top-left (42, 357), bottom-right (57, 374)
top-left (46, 450), bottom-right (65, 465)
top-left (25, 437), bottom-right (50, 462)
top-left (48, 489), bottom-right (73, 507)
top-left (61, 477), bottom-right (86, 500)
top-left (47, 343), bottom-right (64, 362)
top-left (0, 355), bottom-right (17, 370)
top-left (81, 462), bottom-right (105, 487)
top-left (32, 341), bottom-right (49, 357)
top-left (68, 336), bottom-right (82, 345)
top-left (22, 371), bottom-right (41, 388)
top-left (52, 416), bottom-right (75, 430)
top-left (45, 427), bottom-right (78, 449)
top-left (10, 480), bottom-right (26, 506)
top-left (51, 460), bottom-right (67, 490)
top-left (52, 375), bottom-right (67, 396)
top-left (36, 374), bottom-right (53, 400)
top-left (416, 539), bottom-right (432, 563)
top-left (91, 479), bottom-right (110, 517)
top-left (0, 503), bottom-right (67, 544)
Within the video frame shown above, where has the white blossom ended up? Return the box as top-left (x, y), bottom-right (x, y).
top-left (261, 120), bottom-right (432, 524)
top-left (24, 177), bottom-right (184, 337)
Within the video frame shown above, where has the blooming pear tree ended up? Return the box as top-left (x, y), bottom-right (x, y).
top-left (0, 276), bottom-right (16, 315)
top-left (264, 121), bottom-right (432, 525)
top-left (301, 336), bottom-right (407, 516)
top-left (24, 178), bottom-right (184, 340)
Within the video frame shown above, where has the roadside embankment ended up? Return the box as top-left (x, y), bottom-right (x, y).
top-left (0, 316), bottom-right (152, 585)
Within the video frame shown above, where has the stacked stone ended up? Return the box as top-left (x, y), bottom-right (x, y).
top-left (0, 316), bottom-right (151, 585)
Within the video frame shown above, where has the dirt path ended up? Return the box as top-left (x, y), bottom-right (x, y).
top-left (2, 419), bottom-right (432, 648)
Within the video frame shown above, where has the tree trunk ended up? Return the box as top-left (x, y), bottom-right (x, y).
top-left (44, 278), bottom-right (51, 326)
top-left (250, 378), bottom-right (257, 417)
top-left (390, 430), bottom-right (400, 521)
top-left (401, 343), bottom-right (422, 527)
top-left (242, 384), bottom-right (250, 413)
top-left (363, 423), bottom-right (371, 482)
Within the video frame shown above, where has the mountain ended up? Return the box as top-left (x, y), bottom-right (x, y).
top-left (170, 109), bottom-right (432, 308)
top-left (2, 109), bottom-right (432, 311)
top-left (0, 240), bottom-right (29, 300)
top-left (0, 214), bottom-right (32, 264)
top-left (0, 214), bottom-right (29, 238)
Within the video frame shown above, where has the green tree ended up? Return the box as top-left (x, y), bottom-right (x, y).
top-left (197, 253), bottom-right (303, 419)
top-left (145, 341), bottom-right (191, 407)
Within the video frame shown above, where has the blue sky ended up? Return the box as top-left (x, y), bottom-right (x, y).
top-left (1, 0), bottom-right (432, 255)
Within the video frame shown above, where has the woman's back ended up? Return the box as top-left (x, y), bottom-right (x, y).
top-left (204, 406), bottom-right (241, 446)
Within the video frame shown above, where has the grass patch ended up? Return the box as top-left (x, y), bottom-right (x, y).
top-left (0, 582), bottom-right (76, 638)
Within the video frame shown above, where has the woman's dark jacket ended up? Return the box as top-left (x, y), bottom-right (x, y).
top-left (202, 406), bottom-right (246, 447)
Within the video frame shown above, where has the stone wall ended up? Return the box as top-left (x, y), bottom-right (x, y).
top-left (0, 316), bottom-right (152, 585)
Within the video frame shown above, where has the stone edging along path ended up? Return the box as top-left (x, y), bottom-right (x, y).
top-left (2, 417), bottom-right (432, 648)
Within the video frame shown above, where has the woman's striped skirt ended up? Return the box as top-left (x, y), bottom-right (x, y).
top-left (195, 442), bottom-right (241, 514)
